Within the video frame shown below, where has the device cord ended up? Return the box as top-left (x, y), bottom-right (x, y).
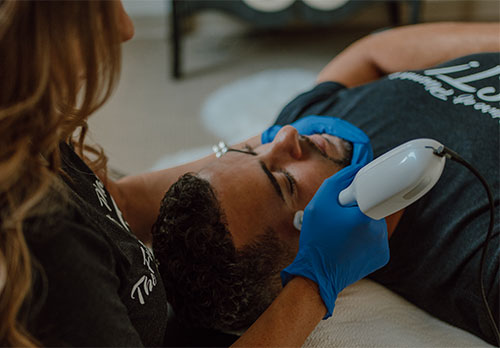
top-left (434, 145), bottom-right (499, 346)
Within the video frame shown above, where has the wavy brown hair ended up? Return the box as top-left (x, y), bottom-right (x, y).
top-left (0, 1), bottom-right (123, 346)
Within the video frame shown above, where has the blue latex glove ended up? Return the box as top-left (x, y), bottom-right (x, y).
top-left (262, 115), bottom-right (373, 166)
top-left (281, 163), bottom-right (389, 318)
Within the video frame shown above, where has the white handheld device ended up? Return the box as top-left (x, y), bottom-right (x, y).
top-left (338, 138), bottom-right (446, 220)
top-left (292, 138), bottom-right (446, 230)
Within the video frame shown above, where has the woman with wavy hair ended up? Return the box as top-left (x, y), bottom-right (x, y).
top-left (0, 0), bottom-right (329, 346)
top-left (0, 0), bottom-right (399, 346)
top-left (0, 1), bottom-right (157, 346)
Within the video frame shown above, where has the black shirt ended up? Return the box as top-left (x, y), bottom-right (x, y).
top-left (274, 52), bottom-right (499, 345)
top-left (23, 143), bottom-right (167, 346)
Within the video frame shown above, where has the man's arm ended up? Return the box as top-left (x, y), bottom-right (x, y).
top-left (232, 277), bottom-right (326, 347)
top-left (317, 22), bottom-right (500, 87)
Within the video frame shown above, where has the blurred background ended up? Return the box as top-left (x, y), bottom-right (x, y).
top-left (88, 0), bottom-right (500, 177)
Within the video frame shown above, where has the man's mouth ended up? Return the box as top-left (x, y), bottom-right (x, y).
top-left (308, 134), bottom-right (329, 156)
top-left (302, 134), bottom-right (335, 159)
top-left (302, 134), bottom-right (347, 167)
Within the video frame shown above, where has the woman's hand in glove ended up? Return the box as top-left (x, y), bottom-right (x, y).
top-left (281, 163), bottom-right (389, 318)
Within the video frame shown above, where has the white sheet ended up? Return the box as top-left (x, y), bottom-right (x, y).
top-left (304, 279), bottom-right (491, 347)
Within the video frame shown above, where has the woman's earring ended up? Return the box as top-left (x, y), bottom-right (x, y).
top-left (212, 141), bottom-right (228, 158)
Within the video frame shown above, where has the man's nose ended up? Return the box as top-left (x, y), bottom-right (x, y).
top-left (268, 125), bottom-right (302, 160)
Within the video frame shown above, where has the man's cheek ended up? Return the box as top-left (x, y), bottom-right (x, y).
top-left (304, 177), bottom-right (327, 203)
top-left (276, 219), bottom-right (298, 241)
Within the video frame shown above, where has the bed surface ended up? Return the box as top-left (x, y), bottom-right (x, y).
top-left (304, 279), bottom-right (491, 347)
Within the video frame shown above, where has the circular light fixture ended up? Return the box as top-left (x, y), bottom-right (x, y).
top-left (242, 0), bottom-right (295, 12)
top-left (303, 0), bottom-right (350, 11)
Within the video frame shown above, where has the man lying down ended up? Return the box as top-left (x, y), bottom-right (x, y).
top-left (152, 118), bottom-right (401, 329)
top-left (152, 23), bottom-right (499, 346)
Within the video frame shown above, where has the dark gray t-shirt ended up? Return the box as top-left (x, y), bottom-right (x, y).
top-left (274, 52), bottom-right (499, 345)
top-left (22, 143), bottom-right (168, 346)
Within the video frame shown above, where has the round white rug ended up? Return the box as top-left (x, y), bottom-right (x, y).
top-left (151, 68), bottom-right (317, 170)
top-left (201, 68), bottom-right (317, 144)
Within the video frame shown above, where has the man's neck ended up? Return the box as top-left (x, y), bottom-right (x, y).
top-left (386, 209), bottom-right (405, 239)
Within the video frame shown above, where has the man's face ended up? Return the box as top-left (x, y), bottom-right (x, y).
top-left (198, 125), bottom-right (350, 252)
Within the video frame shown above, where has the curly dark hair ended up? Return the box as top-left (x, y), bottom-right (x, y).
top-left (152, 173), bottom-right (295, 332)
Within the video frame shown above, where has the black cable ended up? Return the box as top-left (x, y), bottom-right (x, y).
top-left (433, 145), bottom-right (500, 346)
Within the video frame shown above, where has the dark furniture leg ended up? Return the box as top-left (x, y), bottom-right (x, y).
top-left (387, 0), bottom-right (421, 26)
top-left (171, 0), bottom-right (181, 79)
top-left (387, 0), bottom-right (401, 27)
top-left (387, 1), bottom-right (400, 27)
top-left (408, 0), bottom-right (421, 24)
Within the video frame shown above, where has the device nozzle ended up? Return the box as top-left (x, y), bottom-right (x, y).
top-left (293, 210), bottom-right (303, 231)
